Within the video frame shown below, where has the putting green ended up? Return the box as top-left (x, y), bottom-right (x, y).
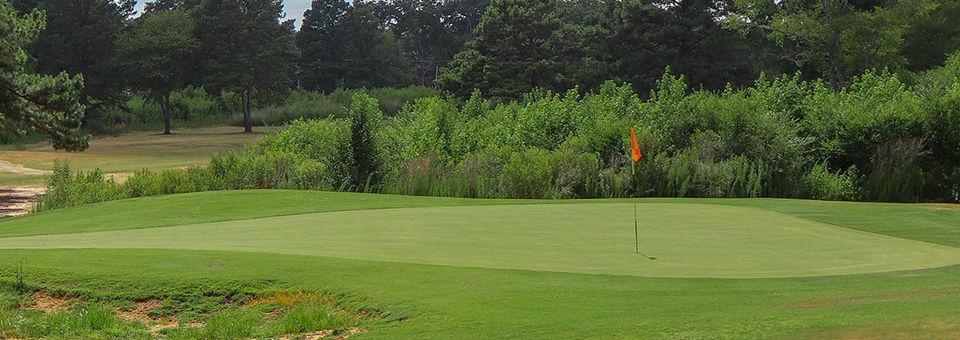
top-left (2, 203), bottom-right (959, 278)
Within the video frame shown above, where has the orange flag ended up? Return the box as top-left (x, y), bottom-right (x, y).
top-left (630, 128), bottom-right (643, 162)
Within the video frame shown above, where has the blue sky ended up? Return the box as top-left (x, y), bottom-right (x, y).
top-left (134, 0), bottom-right (313, 27)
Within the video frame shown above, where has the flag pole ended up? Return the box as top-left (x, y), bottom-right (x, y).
top-left (633, 161), bottom-right (639, 254)
top-left (629, 127), bottom-right (655, 260)
top-left (634, 197), bottom-right (639, 254)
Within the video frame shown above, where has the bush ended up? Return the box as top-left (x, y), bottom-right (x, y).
top-left (349, 93), bottom-right (383, 191)
top-left (865, 138), bottom-right (928, 202)
top-left (802, 164), bottom-right (862, 201)
top-left (37, 161), bottom-right (123, 211)
top-left (499, 149), bottom-right (557, 199)
top-left (246, 87), bottom-right (438, 127)
top-left (553, 148), bottom-right (600, 198)
top-left (36, 65), bottom-right (960, 210)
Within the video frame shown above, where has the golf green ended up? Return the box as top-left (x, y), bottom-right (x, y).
top-left (1, 203), bottom-right (958, 278)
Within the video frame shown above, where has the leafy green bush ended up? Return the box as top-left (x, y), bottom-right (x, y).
top-left (802, 164), bottom-right (862, 201)
top-left (37, 161), bottom-right (123, 211)
top-left (170, 86), bottom-right (222, 121)
top-left (499, 148), bottom-right (557, 199)
top-left (349, 93), bottom-right (383, 191)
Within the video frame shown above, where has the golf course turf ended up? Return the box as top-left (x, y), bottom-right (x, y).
top-left (1, 190), bottom-right (960, 337)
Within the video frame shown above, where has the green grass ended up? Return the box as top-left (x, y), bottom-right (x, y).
top-left (1, 191), bottom-right (960, 337)
top-left (2, 202), bottom-right (958, 278)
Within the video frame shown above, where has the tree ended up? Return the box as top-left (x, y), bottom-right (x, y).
top-left (437, 0), bottom-right (563, 99)
top-left (297, 0), bottom-right (350, 92)
top-left (0, 2), bottom-right (88, 151)
top-left (901, 0), bottom-right (960, 70)
top-left (297, 1), bottom-right (410, 92)
top-left (16, 0), bottom-right (134, 114)
top-left (389, 0), bottom-right (490, 87)
top-left (195, 0), bottom-right (298, 133)
top-left (437, 0), bottom-right (760, 98)
top-left (615, 0), bottom-right (760, 92)
top-left (726, 0), bottom-right (934, 89)
top-left (118, 10), bottom-right (198, 135)
top-left (142, 0), bottom-right (201, 13)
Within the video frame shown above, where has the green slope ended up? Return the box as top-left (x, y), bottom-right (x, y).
top-left (2, 191), bottom-right (960, 337)
top-left (1, 203), bottom-right (958, 278)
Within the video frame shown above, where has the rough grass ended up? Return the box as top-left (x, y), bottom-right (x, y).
top-left (0, 192), bottom-right (960, 337)
top-left (0, 126), bottom-right (276, 185)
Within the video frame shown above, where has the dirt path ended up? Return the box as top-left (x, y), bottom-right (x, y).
top-left (0, 159), bottom-right (47, 218)
top-left (0, 186), bottom-right (44, 218)
top-left (0, 159), bottom-right (49, 175)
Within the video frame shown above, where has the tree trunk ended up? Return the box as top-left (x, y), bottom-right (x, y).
top-left (161, 96), bottom-right (173, 135)
top-left (242, 90), bottom-right (253, 133)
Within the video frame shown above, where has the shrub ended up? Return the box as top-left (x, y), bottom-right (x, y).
top-left (37, 161), bottom-right (122, 211)
top-left (35, 65), bottom-right (960, 210)
top-left (288, 159), bottom-right (330, 190)
top-left (802, 164), bottom-right (862, 201)
top-left (865, 138), bottom-right (928, 202)
top-left (553, 148), bottom-right (600, 198)
top-left (349, 93), bottom-right (383, 191)
top-left (170, 86), bottom-right (221, 121)
top-left (499, 149), bottom-right (557, 199)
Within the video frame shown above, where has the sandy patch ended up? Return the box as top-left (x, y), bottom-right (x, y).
top-left (114, 299), bottom-right (191, 333)
top-left (0, 160), bottom-right (49, 176)
top-left (0, 186), bottom-right (44, 218)
top-left (279, 327), bottom-right (365, 340)
top-left (28, 291), bottom-right (76, 313)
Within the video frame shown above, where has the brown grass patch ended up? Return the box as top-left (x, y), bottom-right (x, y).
top-left (27, 291), bottom-right (77, 314)
top-left (245, 292), bottom-right (330, 308)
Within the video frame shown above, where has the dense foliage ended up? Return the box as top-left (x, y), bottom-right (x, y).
top-left (40, 57), bottom-right (960, 209)
top-left (5, 0), bottom-right (960, 144)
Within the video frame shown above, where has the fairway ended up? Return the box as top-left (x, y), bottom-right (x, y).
top-left (2, 202), bottom-right (958, 278)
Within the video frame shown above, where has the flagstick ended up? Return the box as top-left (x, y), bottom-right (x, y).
top-left (634, 200), bottom-right (639, 254)
top-left (632, 158), bottom-right (655, 260)
top-left (632, 161), bottom-right (639, 254)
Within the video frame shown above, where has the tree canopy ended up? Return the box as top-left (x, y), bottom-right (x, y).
top-left (0, 1), bottom-right (87, 150)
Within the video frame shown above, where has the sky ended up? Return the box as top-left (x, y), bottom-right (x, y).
top-left (134, 0), bottom-right (313, 28)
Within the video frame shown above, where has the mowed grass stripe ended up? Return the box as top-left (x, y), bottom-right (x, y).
top-left (2, 203), bottom-right (958, 278)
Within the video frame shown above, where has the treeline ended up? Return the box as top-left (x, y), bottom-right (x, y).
top-left (8, 0), bottom-right (959, 144)
top-left (41, 55), bottom-right (960, 209)
top-left (7, 0), bottom-right (488, 138)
